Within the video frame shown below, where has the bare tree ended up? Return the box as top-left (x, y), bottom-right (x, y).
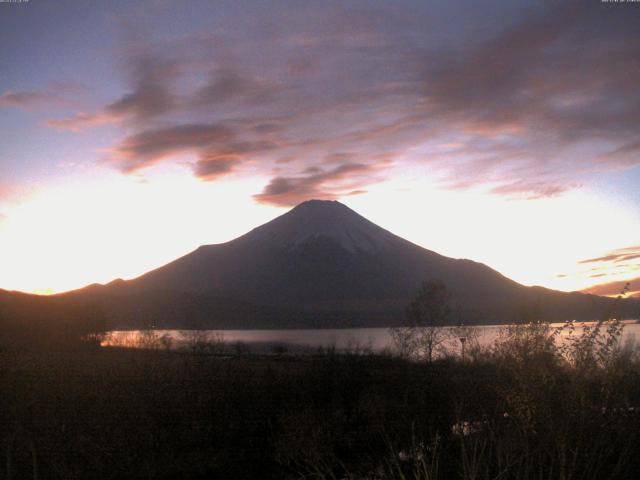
top-left (407, 280), bottom-right (452, 362)
top-left (389, 325), bottom-right (418, 359)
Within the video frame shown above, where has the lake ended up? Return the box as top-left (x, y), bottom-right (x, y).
top-left (103, 320), bottom-right (640, 355)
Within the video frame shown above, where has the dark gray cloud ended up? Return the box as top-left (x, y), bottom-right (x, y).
top-left (106, 120), bottom-right (287, 176)
top-left (105, 54), bottom-right (180, 120)
top-left (254, 162), bottom-right (377, 207)
top-left (193, 69), bottom-right (283, 107)
top-left (108, 123), bottom-right (234, 173)
top-left (192, 140), bottom-right (280, 181)
top-left (194, 153), bottom-right (239, 181)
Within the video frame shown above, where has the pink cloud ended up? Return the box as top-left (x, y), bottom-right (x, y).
top-left (254, 163), bottom-right (377, 207)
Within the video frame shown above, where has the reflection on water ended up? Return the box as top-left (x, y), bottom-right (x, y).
top-left (102, 320), bottom-right (640, 354)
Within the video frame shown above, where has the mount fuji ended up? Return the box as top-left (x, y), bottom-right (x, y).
top-left (61, 200), bottom-right (637, 329)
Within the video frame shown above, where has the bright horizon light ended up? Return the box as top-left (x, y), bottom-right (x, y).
top-left (1, 171), bottom-right (638, 295)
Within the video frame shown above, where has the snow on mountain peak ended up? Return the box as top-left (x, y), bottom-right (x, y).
top-left (245, 200), bottom-right (395, 253)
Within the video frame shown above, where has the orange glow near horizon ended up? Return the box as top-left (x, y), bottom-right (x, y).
top-left (341, 179), bottom-right (640, 294)
top-left (0, 173), bottom-right (281, 294)
top-left (1, 172), bottom-right (638, 296)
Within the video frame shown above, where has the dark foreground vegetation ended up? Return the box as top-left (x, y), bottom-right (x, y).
top-left (2, 318), bottom-right (640, 480)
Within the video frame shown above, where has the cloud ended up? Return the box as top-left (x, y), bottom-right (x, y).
top-left (423, 2), bottom-right (638, 136)
top-left (46, 1), bottom-right (640, 203)
top-left (105, 54), bottom-right (179, 120)
top-left (489, 181), bottom-right (577, 200)
top-left (193, 139), bottom-right (281, 180)
top-left (1, 81), bottom-right (87, 112)
top-left (414, 1), bottom-right (640, 190)
top-left (579, 246), bottom-right (640, 265)
top-left (107, 123), bottom-right (234, 172)
top-left (0, 90), bottom-right (63, 109)
top-left (106, 120), bottom-right (285, 176)
top-left (596, 141), bottom-right (640, 167)
top-left (193, 70), bottom-right (283, 107)
top-left (48, 54), bottom-right (180, 131)
top-left (577, 246), bottom-right (640, 297)
top-left (582, 277), bottom-right (640, 298)
top-left (254, 162), bottom-right (376, 207)
top-left (193, 153), bottom-right (239, 180)
top-left (46, 112), bottom-right (120, 131)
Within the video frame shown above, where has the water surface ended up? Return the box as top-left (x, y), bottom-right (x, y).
top-left (103, 320), bottom-right (640, 355)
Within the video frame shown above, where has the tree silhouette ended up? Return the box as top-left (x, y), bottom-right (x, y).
top-left (406, 280), bottom-right (452, 362)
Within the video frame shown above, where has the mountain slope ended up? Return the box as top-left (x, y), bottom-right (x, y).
top-left (64, 200), bottom-right (638, 328)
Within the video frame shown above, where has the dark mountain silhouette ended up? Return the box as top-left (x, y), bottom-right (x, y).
top-left (0, 288), bottom-right (105, 346)
top-left (55, 200), bottom-right (639, 329)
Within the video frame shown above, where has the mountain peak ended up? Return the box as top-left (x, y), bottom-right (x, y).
top-left (245, 199), bottom-right (395, 253)
top-left (293, 199), bottom-right (344, 208)
top-left (289, 199), bottom-right (353, 215)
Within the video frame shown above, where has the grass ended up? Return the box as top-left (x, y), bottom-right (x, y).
top-left (1, 318), bottom-right (640, 479)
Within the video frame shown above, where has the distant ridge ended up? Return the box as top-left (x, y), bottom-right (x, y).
top-left (57, 200), bottom-right (638, 329)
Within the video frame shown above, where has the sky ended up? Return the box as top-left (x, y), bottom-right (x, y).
top-left (0, 0), bottom-right (639, 296)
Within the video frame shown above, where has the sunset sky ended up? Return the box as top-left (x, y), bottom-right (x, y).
top-left (1, 0), bottom-right (639, 295)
